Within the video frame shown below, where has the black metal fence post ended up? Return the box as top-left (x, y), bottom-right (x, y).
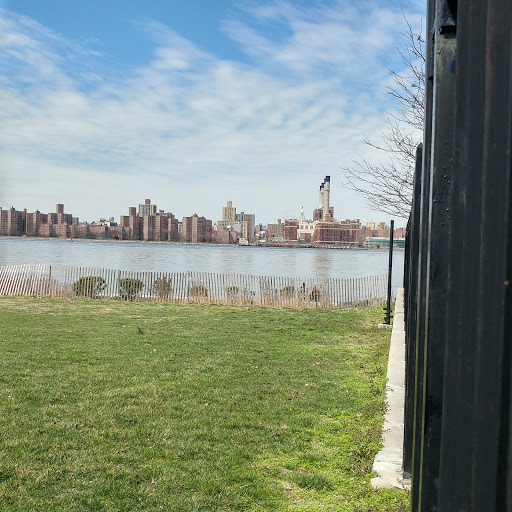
top-left (409, 0), bottom-right (436, 503)
top-left (384, 220), bottom-right (394, 325)
top-left (437, 1), bottom-right (487, 509)
top-left (415, 2), bottom-right (457, 508)
top-left (403, 144), bottom-right (423, 478)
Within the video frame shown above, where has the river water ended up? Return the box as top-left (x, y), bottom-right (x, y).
top-left (0, 238), bottom-right (404, 290)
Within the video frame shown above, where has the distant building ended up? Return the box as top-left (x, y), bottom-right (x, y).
top-left (366, 237), bottom-right (405, 249)
top-left (120, 208), bottom-right (142, 240)
top-left (237, 211), bottom-right (255, 242)
top-left (361, 223), bottom-right (406, 247)
top-left (315, 177), bottom-right (334, 221)
top-left (1, 204), bottom-right (78, 238)
top-left (138, 198), bottom-right (157, 217)
top-left (297, 207), bottom-right (315, 243)
top-left (222, 201), bottom-right (236, 225)
top-left (284, 219), bottom-right (298, 241)
top-left (215, 229), bottom-right (238, 244)
top-left (217, 201), bottom-right (256, 243)
top-left (279, 177), bottom-right (362, 247)
top-left (1, 207), bottom-right (24, 236)
top-left (182, 214), bottom-right (212, 243)
top-left (314, 219), bottom-right (361, 247)
top-left (120, 199), bottom-right (178, 241)
top-left (364, 220), bottom-right (389, 238)
top-left (266, 219), bottom-right (285, 241)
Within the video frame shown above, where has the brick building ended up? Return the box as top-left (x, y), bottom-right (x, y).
top-left (360, 222), bottom-right (407, 246)
top-left (120, 199), bottom-right (179, 241)
top-left (120, 207), bottom-right (142, 240)
top-left (182, 214), bottom-right (212, 243)
top-left (1, 200), bottom-right (184, 242)
top-left (0, 204), bottom-right (78, 238)
top-left (266, 219), bottom-right (285, 241)
top-left (216, 201), bottom-right (256, 243)
top-left (284, 219), bottom-right (298, 241)
top-left (314, 219), bottom-right (361, 247)
top-left (280, 178), bottom-right (363, 247)
top-left (0, 208), bottom-right (23, 236)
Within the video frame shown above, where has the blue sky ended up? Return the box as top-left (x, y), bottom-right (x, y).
top-left (1, 0), bottom-right (423, 226)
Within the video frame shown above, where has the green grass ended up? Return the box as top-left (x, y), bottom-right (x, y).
top-left (0, 297), bottom-right (409, 511)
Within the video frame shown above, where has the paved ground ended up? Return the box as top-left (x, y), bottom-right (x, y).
top-left (371, 288), bottom-right (411, 490)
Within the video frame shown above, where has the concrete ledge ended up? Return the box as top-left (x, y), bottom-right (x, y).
top-left (371, 288), bottom-right (411, 490)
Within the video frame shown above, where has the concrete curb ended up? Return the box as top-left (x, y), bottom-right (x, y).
top-left (371, 288), bottom-right (411, 490)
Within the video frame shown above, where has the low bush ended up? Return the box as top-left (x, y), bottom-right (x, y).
top-left (190, 284), bottom-right (208, 297)
top-left (280, 285), bottom-right (295, 297)
top-left (119, 278), bottom-right (144, 300)
top-left (152, 277), bottom-right (172, 298)
top-left (71, 276), bottom-right (106, 299)
top-left (225, 286), bottom-right (239, 298)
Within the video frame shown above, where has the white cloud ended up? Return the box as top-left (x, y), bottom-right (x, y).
top-left (0, 2), bottom-right (422, 226)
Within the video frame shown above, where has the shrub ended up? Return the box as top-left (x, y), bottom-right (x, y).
top-left (190, 284), bottom-right (208, 297)
top-left (280, 285), bottom-right (295, 297)
top-left (225, 286), bottom-right (239, 298)
top-left (119, 278), bottom-right (144, 301)
top-left (72, 276), bottom-right (107, 299)
top-left (153, 277), bottom-right (172, 298)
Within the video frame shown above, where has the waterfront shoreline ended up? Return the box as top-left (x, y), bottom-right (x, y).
top-left (0, 235), bottom-right (403, 251)
top-left (0, 237), bottom-right (405, 288)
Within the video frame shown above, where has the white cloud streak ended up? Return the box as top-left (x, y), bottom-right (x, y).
top-left (0, 2), bottom-right (422, 225)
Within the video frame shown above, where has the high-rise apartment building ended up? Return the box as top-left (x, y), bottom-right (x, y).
top-left (222, 201), bottom-right (236, 224)
top-left (237, 212), bottom-right (255, 242)
top-left (121, 199), bottom-right (178, 241)
top-left (0, 204), bottom-right (77, 238)
top-left (217, 201), bottom-right (256, 243)
top-left (182, 214), bottom-right (212, 243)
top-left (138, 199), bottom-right (157, 217)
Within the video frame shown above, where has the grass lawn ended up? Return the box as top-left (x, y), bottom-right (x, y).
top-left (0, 297), bottom-right (409, 511)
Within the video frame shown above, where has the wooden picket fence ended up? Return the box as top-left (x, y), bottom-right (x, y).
top-left (0, 264), bottom-right (389, 309)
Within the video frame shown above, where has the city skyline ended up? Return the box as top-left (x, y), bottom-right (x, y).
top-left (1, 197), bottom-right (404, 247)
top-left (0, 194), bottom-right (401, 229)
top-left (1, 1), bottom-right (422, 227)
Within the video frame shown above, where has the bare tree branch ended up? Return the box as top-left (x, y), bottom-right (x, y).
top-left (343, 14), bottom-right (424, 219)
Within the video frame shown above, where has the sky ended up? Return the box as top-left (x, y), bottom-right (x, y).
top-left (0, 0), bottom-right (424, 227)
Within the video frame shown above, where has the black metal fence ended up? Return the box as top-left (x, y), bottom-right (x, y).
top-left (403, 1), bottom-right (511, 510)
